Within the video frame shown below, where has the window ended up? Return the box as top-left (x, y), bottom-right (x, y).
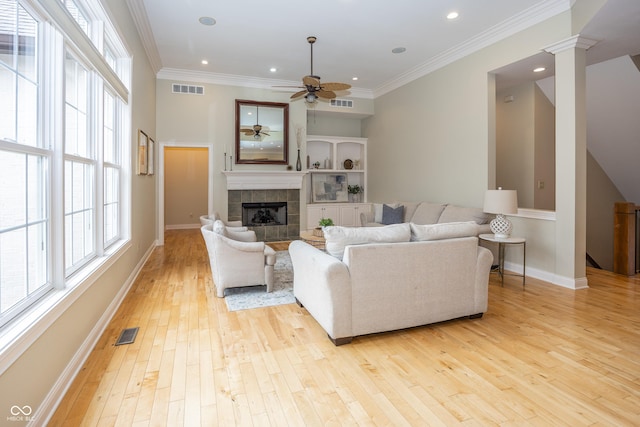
top-left (103, 89), bottom-right (120, 247)
top-left (64, 53), bottom-right (95, 274)
top-left (61, 0), bottom-right (89, 37)
top-left (0, 0), bottom-right (130, 329)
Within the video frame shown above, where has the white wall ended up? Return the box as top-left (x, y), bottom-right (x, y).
top-left (363, 12), bottom-right (574, 281)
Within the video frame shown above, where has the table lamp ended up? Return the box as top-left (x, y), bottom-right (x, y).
top-left (483, 188), bottom-right (518, 238)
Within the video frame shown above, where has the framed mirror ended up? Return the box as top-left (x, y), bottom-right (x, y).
top-left (235, 99), bottom-right (289, 165)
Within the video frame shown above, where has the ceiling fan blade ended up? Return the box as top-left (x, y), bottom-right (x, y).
top-left (303, 75), bottom-right (320, 88)
top-left (316, 90), bottom-right (337, 99)
top-left (291, 90), bottom-right (308, 99)
top-left (320, 82), bottom-right (351, 91)
top-left (272, 85), bottom-right (305, 88)
top-left (262, 131), bottom-right (270, 136)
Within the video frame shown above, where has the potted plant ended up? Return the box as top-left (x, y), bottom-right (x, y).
top-left (315, 217), bottom-right (334, 236)
top-left (348, 184), bottom-right (363, 203)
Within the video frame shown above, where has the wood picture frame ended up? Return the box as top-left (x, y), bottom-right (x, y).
top-left (147, 137), bottom-right (155, 175)
top-left (137, 129), bottom-right (148, 175)
top-left (235, 99), bottom-right (289, 165)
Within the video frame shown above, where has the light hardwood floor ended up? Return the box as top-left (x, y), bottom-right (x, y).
top-left (50, 229), bottom-right (640, 426)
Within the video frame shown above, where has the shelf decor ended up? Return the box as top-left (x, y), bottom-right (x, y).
top-left (312, 173), bottom-right (348, 203)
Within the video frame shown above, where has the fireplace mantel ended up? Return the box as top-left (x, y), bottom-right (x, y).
top-left (222, 171), bottom-right (307, 190)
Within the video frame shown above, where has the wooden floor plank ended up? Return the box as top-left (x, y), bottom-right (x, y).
top-left (49, 229), bottom-right (640, 426)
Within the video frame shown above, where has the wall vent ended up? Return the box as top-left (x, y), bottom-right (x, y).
top-left (330, 99), bottom-right (353, 108)
top-left (172, 83), bottom-right (205, 95)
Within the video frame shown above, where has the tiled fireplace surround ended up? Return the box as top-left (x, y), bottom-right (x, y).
top-left (228, 189), bottom-right (300, 242)
top-left (224, 171), bottom-right (306, 242)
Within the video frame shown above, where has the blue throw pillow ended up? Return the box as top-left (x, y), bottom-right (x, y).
top-left (381, 204), bottom-right (404, 225)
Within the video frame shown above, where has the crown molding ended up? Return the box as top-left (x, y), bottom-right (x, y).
top-left (373, 0), bottom-right (573, 98)
top-left (156, 68), bottom-right (374, 99)
top-left (126, 0), bottom-right (162, 73)
top-left (543, 35), bottom-right (599, 54)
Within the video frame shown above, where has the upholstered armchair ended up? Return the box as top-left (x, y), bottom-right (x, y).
top-left (201, 220), bottom-right (276, 297)
top-left (199, 212), bottom-right (245, 229)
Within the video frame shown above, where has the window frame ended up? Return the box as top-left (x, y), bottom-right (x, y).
top-left (0, 0), bottom-right (131, 350)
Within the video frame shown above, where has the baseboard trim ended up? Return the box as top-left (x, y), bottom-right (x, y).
top-left (503, 261), bottom-right (589, 290)
top-left (36, 242), bottom-right (157, 426)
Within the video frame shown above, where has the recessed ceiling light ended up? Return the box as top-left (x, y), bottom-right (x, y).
top-left (447, 11), bottom-right (459, 20)
top-left (392, 47), bottom-right (406, 54)
top-left (270, 67), bottom-right (277, 73)
top-left (533, 67), bottom-right (546, 73)
top-left (201, 59), bottom-right (208, 65)
top-left (352, 77), bottom-right (358, 81)
top-left (198, 16), bottom-right (216, 26)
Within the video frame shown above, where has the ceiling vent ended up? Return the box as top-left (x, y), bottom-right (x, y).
top-left (330, 99), bottom-right (353, 108)
top-left (172, 83), bottom-right (204, 95)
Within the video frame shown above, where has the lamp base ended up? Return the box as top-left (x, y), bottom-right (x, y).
top-left (490, 214), bottom-right (513, 239)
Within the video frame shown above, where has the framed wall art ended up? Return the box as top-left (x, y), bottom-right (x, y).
top-left (311, 173), bottom-right (348, 203)
top-left (137, 129), bottom-right (148, 175)
top-left (147, 137), bottom-right (155, 175)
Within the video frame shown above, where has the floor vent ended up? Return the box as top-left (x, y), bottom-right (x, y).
top-left (115, 327), bottom-right (139, 346)
top-left (330, 99), bottom-right (353, 108)
top-left (172, 83), bottom-right (205, 95)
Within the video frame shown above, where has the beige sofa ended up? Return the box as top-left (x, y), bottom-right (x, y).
top-left (360, 202), bottom-right (492, 234)
top-left (289, 222), bottom-right (494, 345)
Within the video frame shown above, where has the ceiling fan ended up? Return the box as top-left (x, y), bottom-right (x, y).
top-left (241, 106), bottom-right (270, 139)
top-left (286, 36), bottom-right (352, 104)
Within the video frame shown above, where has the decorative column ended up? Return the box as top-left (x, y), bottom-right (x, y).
top-left (544, 35), bottom-right (597, 289)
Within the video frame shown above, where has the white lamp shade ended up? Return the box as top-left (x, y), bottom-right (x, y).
top-left (483, 189), bottom-right (518, 215)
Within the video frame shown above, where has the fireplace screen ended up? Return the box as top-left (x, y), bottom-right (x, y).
top-left (242, 202), bottom-right (287, 226)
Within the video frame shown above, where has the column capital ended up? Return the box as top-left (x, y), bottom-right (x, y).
top-left (543, 35), bottom-right (599, 54)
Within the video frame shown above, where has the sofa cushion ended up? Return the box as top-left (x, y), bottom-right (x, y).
top-left (324, 223), bottom-right (411, 259)
top-left (410, 202), bottom-right (447, 224)
top-left (410, 221), bottom-right (479, 241)
top-left (381, 204), bottom-right (404, 225)
top-left (438, 205), bottom-right (490, 224)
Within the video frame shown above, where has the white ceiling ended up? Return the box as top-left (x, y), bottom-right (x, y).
top-left (129, 0), bottom-right (640, 97)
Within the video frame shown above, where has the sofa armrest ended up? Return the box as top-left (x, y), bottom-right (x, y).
top-left (289, 240), bottom-right (353, 340)
top-left (474, 246), bottom-right (493, 312)
top-left (222, 236), bottom-right (265, 252)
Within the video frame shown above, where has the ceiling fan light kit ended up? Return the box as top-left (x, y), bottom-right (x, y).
top-left (285, 36), bottom-right (351, 106)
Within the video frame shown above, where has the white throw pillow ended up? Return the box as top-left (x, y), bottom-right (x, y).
top-left (324, 223), bottom-right (411, 259)
top-left (410, 221), bottom-right (478, 241)
top-left (212, 220), bottom-right (227, 236)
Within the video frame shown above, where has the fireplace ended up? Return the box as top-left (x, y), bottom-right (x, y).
top-left (228, 188), bottom-right (300, 242)
top-left (243, 202), bottom-right (287, 227)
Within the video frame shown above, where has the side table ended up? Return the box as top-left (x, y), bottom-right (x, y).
top-left (300, 230), bottom-right (326, 250)
top-left (479, 234), bottom-right (526, 288)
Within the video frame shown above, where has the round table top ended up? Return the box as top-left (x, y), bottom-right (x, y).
top-left (479, 234), bottom-right (526, 244)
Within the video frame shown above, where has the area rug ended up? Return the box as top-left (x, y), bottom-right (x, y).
top-left (224, 251), bottom-right (295, 311)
